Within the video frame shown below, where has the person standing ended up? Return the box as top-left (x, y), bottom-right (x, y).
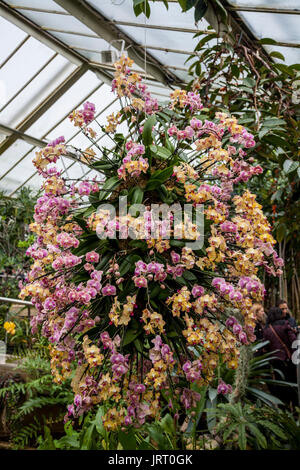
top-left (277, 299), bottom-right (297, 330)
top-left (263, 307), bottom-right (297, 405)
top-left (251, 303), bottom-right (266, 341)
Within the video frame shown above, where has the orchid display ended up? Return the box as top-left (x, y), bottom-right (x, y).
top-left (19, 55), bottom-right (283, 431)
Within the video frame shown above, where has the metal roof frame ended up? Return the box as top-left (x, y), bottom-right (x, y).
top-left (0, 82), bottom-right (106, 185)
top-left (227, 5), bottom-right (300, 15)
top-left (0, 64), bottom-right (89, 155)
top-left (0, 0), bottom-right (114, 82)
top-left (53, 0), bottom-right (180, 87)
top-left (7, 94), bottom-right (121, 196)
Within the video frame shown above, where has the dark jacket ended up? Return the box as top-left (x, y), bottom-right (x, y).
top-left (254, 322), bottom-right (264, 341)
top-left (286, 313), bottom-right (297, 329)
top-left (263, 319), bottom-right (296, 362)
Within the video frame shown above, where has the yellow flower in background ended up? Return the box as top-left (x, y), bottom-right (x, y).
top-left (4, 321), bottom-right (16, 335)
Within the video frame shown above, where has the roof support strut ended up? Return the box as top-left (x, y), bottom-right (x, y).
top-left (53, 0), bottom-right (179, 86)
top-left (0, 64), bottom-right (88, 155)
top-left (0, 0), bottom-right (114, 84)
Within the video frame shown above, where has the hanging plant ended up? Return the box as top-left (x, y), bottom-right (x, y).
top-left (19, 55), bottom-right (283, 431)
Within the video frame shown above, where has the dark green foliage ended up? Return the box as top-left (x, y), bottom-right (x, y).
top-left (212, 402), bottom-right (300, 450)
top-left (0, 350), bottom-right (73, 448)
top-left (0, 188), bottom-right (36, 347)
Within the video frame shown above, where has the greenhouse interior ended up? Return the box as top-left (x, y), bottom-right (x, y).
top-left (0, 0), bottom-right (300, 454)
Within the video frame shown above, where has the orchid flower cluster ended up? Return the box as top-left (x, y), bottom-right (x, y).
top-left (20, 55), bottom-right (283, 431)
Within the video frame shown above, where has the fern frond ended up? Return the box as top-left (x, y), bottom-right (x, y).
top-left (15, 396), bottom-right (68, 420)
top-left (11, 417), bottom-right (42, 449)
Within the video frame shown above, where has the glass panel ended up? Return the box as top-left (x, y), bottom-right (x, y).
top-left (15, 9), bottom-right (99, 36)
top-left (87, 0), bottom-right (209, 29)
top-left (25, 172), bottom-right (44, 192)
top-left (0, 81), bottom-right (6, 108)
top-left (264, 45), bottom-right (300, 66)
top-left (49, 31), bottom-right (108, 52)
top-left (142, 49), bottom-right (190, 72)
top-left (237, 12), bottom-right (300, 44)
top-left (0, 151), bottom-right (41, 194)
top-left (0, 174), bottom-right (23, 195)
top-left (0, 141), bottom-right (32, 178)
top-left (228, 0), bottom-right (300, 9)
top-left (0, 36), bottom-right (55, 109)
top-left (86, 0), bottom-right (208, 80)
top-left (0, 17), bottom-right (27, 64)
top-left (117, 26), bottom-right (198, 54)
top-left (8, 0), bottom-right (67, 11)
top-left (1, 56), bottom-right (76, 128)
top-left (25, 70), bottom-right (100, 138)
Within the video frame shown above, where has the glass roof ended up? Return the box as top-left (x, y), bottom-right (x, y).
top-left (227, 0), bottom-right (300, 64)
top-left (0, 0), bottom-right (299, 196)
top-left (228, 0), bottom-right (300, 7)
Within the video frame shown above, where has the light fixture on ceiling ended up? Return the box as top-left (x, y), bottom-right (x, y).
top-left (99, 39), bottom-right (126, 64)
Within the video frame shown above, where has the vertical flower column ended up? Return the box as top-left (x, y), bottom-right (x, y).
top-left (20, 55), bottom-right (283, 430)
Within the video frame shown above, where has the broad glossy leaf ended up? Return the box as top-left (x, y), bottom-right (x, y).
top-left (142, 115), bottom-right (156, 146)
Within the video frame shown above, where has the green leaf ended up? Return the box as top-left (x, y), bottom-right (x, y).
top-left (259, 38), bottom-right (278, 45)
top-left (238, 423), bottom-right (247, 450)
top-left (128, 240), bottom-right (147, 251)
top-left (276, 224), bottom-right (286, 243)
top-left (206, 398), bottom-right (217, 433)
top-left (195, 33), bottom-right (218, 51)
top-left (195, 0), bottom-right (208, 22)
top-left (223, 423), bottom-right (237, 442)
top-left (183, 270), bottom-right (197, 281)
top-left (98, 175), bottom-right (120, 201)
top-left (274, 63), bottom-right (294, 77)
top-left (243, 77), bottom-right (256, 88)
top-left (145, 178), bottom-right (163, 191)
top-left (283, 159), bottom-right (299, 174)
top-left (150, 144), bottom-right (172, 159)
top-left (119, 254), bottom-right (141, 276)
top-left (258, 128), bottom-right (269, 139)
top-left (146, 166), bottom-right (174, 190)
top-left (247, 423), bottom-right (267, 449)
top-left (91, 160), bottom-right (116, 171)
top-left (54, 434), bottom-right (80, 449)
top-left (118, 428), bottom-right (137, 450)
top-left (208, 387), bottom-right (218, 402)
top-left (257, 420), bottom-right (287, 440)
top-left (123, 328), bottom-right (141, 347)
top-left (94, 406), bottom-right (107, 438)
top-left (142, 115), bottom-right (156, 146)
top-left (246, 386), bottom-right (284, 406)
top-left (178, 0), bottom-right (187, 11)
top-left (160, 413), bottom-right (175, 435)
top-left (269, 51), bottom-right (285, 61)
top-left (81, 420), bottom-right (96, 450)
top-left (133, 0), bottom-right (150, 18)
top-left (186, 0), bottom-right (197, 11)
top-left (170, 239), bottom-right (185, 247)
top-left (130, 187), bottom-right (144, 205)
top-left (262, 117), bottom-right (286, 128)
top-left (192, 385), bottom-right (207, 428)
top-left (231, 64), bottom-right (240, 79)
